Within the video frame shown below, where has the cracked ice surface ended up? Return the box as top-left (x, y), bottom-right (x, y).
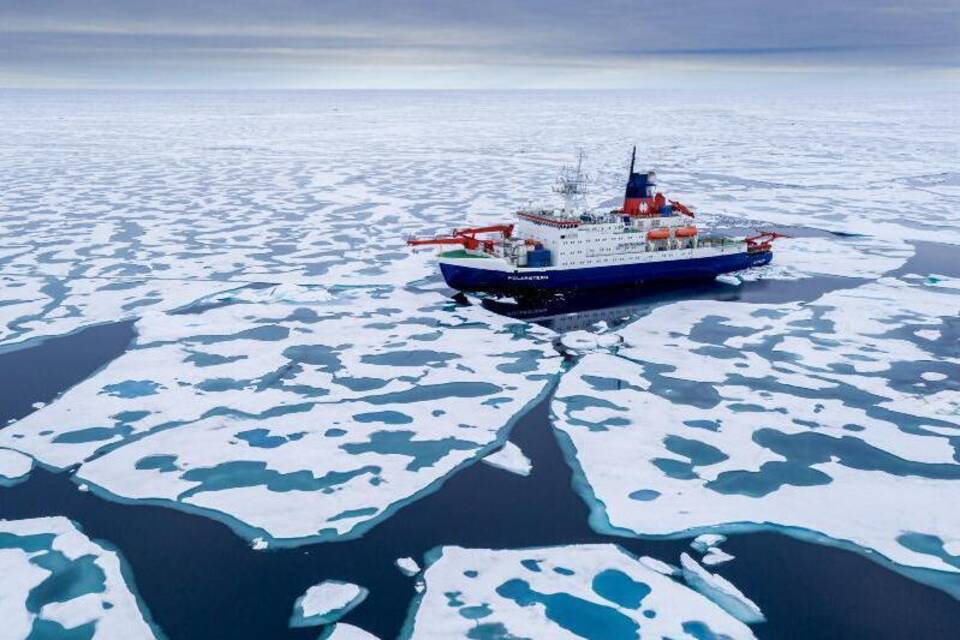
top-left (552, 275), bottom-right (960, 587)
top-left (0, 517), bottom-right (158, 639)
top-left (0, 275), bottom-right (236, 348)
top-left (0, 285), bottom-right (560, 543)
top-left (404, 545), bottom-right (756, 639)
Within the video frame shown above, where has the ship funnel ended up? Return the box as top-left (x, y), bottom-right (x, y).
top-left (623, 147), bottom-right (656, 215)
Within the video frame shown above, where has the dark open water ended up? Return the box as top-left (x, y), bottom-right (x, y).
top-left (2, 267), bottom-right (960, 639)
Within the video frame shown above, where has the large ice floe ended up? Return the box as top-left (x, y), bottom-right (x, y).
top-left (0, 517), bottom-right (158, 639)
top-left (552, 274), bottom-right (960, 593)
top-left (403, 545), bottom-right (756, 639)
top-left (0, 284), bottom-right (560, 544)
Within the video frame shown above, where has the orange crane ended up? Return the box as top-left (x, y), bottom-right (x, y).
top-left (745, 231), bottom-right (787, 252)
top-left (669, 199), bottom-right (695, 218)
top-left (406, 224), bottom-right (514, 252)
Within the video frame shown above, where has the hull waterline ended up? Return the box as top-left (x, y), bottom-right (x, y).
top-left (439, 250), bottom-right (772, 295)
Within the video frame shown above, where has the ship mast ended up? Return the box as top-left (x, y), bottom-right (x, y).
top-left (553, 148), bottom-right (590, 214)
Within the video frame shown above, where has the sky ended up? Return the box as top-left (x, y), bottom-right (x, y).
top-left (0, 0), bottom-right (957, 89)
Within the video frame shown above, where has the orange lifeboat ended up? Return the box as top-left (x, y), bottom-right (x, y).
top-left (646, 228), bottom-right (670, 241)
top-left (675, 226), bottom-right (698, 238)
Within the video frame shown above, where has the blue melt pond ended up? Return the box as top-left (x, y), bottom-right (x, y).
top-left (591, 569), bottom-right (651, 609)
top-left (496, 579), bottom-right (639, 640)
top-left (100, 380), bottom-right (161, 398)
top-left (235, 428), bottom-right (305, 448)
top-left (352, 411), bottom-right (413, 425)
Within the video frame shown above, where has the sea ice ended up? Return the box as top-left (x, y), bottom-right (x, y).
top-left (680, 554), bottom-right (764, 624)
top-left (551, 275), bottom-right (960, 592)
top-left (559, 330), bottom-right (622, 354)
top-left (481, 441), bottom-right (533, 476)
top-left (404, 545), bottom-right (756, 639)
top-left (715, 274), bottom-right (741, 286)
top-left (0, 448), bottom-right (33, 486)
top-left (0, 285), bottom-right (560, 544)
top-left (691, 534), bottom-right (727, 553)
top-left (639, 556), bottom-right (679, 576)
top-left (290, 580), bottom-right (368, 627)
top-left (396, 557), bottom-right (421, 576)
top-left (322, 623), bottom-right (380, 639)
top-left (702, 548), bottom-right (736, 566)
top-left (0, 517), bottom-right (159, 639)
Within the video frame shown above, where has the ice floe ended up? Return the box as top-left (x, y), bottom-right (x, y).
top-left (0, 285), bottom-right (560, 543)
top-left (403, 544), bottom-right (756, 639)
top-left (0, 517), bottom-right (159, 639)
top-left (715, 274), bottom-right (741, 286)
top-left (0, 276), bottom-right (230, 348)
top-left (680, 553), bottom-right (764, 624)
top-left (481, 441), bottom-right (533, 477)
top-left (552, 275), bottom-right (960, 593)
top-left (691, 534), bottom-right (727, 553)
top-left (0, 448), bottom-right (33, 486)
top-left (559, 330), bottom-right (623, 355)
top-left (396, 557), bottom-right (421, 577)
top-left (702, 548), bottom-right (736, 566)
top-left (290, 579), bottom-right (368, 627)
top-left (322, 623), bottom-right (380, 639)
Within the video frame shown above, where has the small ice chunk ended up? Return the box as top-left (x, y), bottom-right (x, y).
top-left (702, 547), bottom-right (736, 566)
top-left (289, 580), bottom-right (368, 627)
top-left (481, 442), bottom-right (532, 477)
top-left (680, 553), bottom-right (764, 624)
top-left (0, 449), bottom-right (33, 485)
top-left (77, 483), bottom-right (90, 492)
top-left (559, 330), bottom-right (622, 354)
top-left (324, 623), bottom-right (380, 639)
top-left (921, 372), bottom-right (948, 382)
top-left (923, 274), bottom-right (958, 288)
top-left (639, 556), bottom-right (678, 576)
top-left (715, 274), bottom-right (741, 286)
top-left (691, 533), bottom-right (727, 553)
top-left (396, 557), bottom-right (420, 576)
top-left (251, 537), bottom-right (269, 551)
top-left (31, 402), bottom-right (46, 410)
top-left (915, 329), bottom-right (941, 341)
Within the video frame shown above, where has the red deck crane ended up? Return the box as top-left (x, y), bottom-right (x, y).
top-left (745, 231), bottom-right (788, 252)
top-left (406, 224), bottom-right (514, 252)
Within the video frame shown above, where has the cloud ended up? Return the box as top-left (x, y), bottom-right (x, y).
top-left (0, 0), bottom-right (957, 88)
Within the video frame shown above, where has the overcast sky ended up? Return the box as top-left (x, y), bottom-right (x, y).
top-left (1, 0), bottom-right (957, 88)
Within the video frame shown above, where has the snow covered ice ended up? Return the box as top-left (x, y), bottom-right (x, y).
top-left (552, 274), bottom-right (960, 592)
top-left (481, 441), bottom-right (533, 476)
top-left (0, 285), bottom-right (560, 543)
top-left (290, 580), bottom-right (368, 627)
top-left (679, 553), bottom-right (764, 624)
top-left (0, 517), bottom-right (158, 639)
top-left (404, 545), bottom-right (756, 639)
top-left (1, 90), bottom-right (958, 637)
top-left (396, 557), bottom-right (421, 576)
top-left (0, 449), bottom-right (33, 486)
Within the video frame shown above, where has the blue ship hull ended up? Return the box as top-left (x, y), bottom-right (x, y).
top-left (440, 250), bottom-right (772, 294)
